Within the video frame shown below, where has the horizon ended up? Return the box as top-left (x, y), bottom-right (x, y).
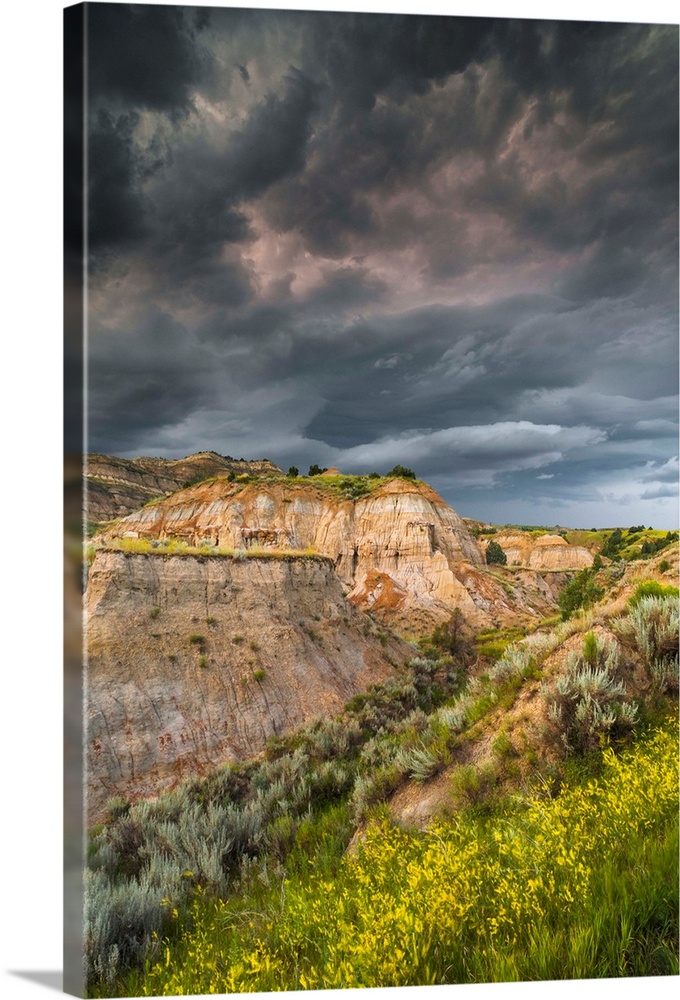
top-left (75, 4), bottom-right (679, 531)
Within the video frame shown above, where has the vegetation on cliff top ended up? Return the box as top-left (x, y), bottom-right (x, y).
top-left (93, 537), bottom-right (329, 562)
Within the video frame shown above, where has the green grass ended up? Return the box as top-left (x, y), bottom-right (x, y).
top-left (475, 625), bottom-right (527, 660)
top-left (628, 579), bottom-right (679, 607)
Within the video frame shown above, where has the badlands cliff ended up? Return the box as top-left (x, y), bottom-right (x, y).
top-left (84, 467), bottom-right (601, 818)
top-left (97, 474), bottom-right (594, 629)
top-left (86, 451), bottom-right (282, 522)
top-left (100, 476), bottom-right (487, 628)
top-left (86, 549), bottom-right (410, 821)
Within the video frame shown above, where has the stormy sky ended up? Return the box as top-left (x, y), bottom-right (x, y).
top-left (82, 1), bottom-right (679, 527)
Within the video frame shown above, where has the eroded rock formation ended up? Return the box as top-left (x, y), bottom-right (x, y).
top-left (480, 532), bottom-right (594, 570)
top-left (85, 452), bottom-right (283, 522)
top-left (86, 549), bottom-right (410, 821)
top-left (100, 477), bottom-right (489, 627)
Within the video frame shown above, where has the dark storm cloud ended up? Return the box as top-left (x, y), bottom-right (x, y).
top-left (102, 66), bottom-right (318, 296)
top-left (87, 306), bottom-right (224, 453)
top-left (85, 3), bottom-right (216, 254)
top-left (303, 12), bottom-right (493, 114)
top-left (87, 2), bottom-right (213, 113)
top-left (222, 66), bottom-right (320, 199)
top-left (83, 6), bottom-right (678, 526)
top-left (87, 110), bottom-right (148, 251)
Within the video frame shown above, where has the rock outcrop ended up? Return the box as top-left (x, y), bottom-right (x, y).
top-left (85, 452), bottom-right (283, 523)
top-left (480, 532), bottom-right (594, 571)
top-left (99, 477), bottom-right (488, 628)
top-left (86, 549), bottom-right (411, 821)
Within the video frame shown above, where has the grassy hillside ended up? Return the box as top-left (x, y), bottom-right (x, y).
top-left (86, 550), bottom-right (679, 996)
top-left (124, 722), bottom-right (680, 994)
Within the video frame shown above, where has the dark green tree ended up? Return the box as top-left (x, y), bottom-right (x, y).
top-left (308, 464), bottom-right (328, 476)
top-left (601, 528), bottom-right (623, 558)
top-left (486, 540), bottom-right (507, 565)
top-left (430, 608), bottom-right (473, 660)
top-left (287, 466), bottom-right (299, 477)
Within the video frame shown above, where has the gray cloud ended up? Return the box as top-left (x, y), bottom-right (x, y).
top-left (640, 484), bottom-right (679, 500)
top-left (83, 7), bottom-right (678, 527)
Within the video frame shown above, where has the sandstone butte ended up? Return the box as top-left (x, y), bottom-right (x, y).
top-left (98, 474), bottom-right (594, 630)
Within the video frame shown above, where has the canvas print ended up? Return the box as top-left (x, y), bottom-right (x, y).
top-left (64, 2), bottom-right (679, 997)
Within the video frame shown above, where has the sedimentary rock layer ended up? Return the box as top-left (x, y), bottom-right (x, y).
top-left (85, 549), bottom-right (409, 821)
top-left (85, 452), bottom-right (283, 522)
top-left (101, 478), bottom-right (485, 625)
top-left (481, 532), bottom-right (594, 570)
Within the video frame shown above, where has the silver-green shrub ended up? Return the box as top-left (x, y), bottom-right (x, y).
top-left (541, 636), bottom-right (637, 753)
top-left (489, 645), bottom-right (532, 683)
top-left (395, 740), bottom-right (446, 783)
top-left (615, 595), bottom-right (678, 692)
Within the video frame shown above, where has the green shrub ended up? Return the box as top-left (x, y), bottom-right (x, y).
top-left (615, 595), bottom-right (679, 693)
top-left (104, 796), bottom-right (130, 823)
top-left (558, 568), bottom-right (604, 620)
top-left (386, 464), bottom-right (416, 479)
top-left (150, 606), bottom-right (161, 619)
top-left (351, 764), bottom-right (405, 820)
top-left (188, 634), bottom-right (205, 646)
top-left (429, 608), bottom-right (474, 659)
top-left (492, 730), bottom-right (515, 761)
top-left (582, 630), bottom-right (598, 665)
top-left (628, 580), bottom-right (679, 607)
top-left (253, 668), bottom-right (266, 682)
top-left (488, 645), bottom-right (532, 683)
top-left (449, 761), bottom-right (499, 812)
top-left (395, 740), bottom-right (447, 783)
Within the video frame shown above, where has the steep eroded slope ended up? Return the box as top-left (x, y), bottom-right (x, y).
top-left (86, 549), bottom-right (411, 821)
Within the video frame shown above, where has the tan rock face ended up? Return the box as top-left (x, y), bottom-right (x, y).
top-left (100, 478), bottom-right (485, 628)
top-left (85, 452), bottom-right (283, 522)
top-left (482, 532), bottom-right (594, 571)
top-left (86, 550), bottom-right (410, 822)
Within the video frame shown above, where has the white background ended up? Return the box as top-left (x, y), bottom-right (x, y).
top-left (1, 1), bottom-right (677, 998)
